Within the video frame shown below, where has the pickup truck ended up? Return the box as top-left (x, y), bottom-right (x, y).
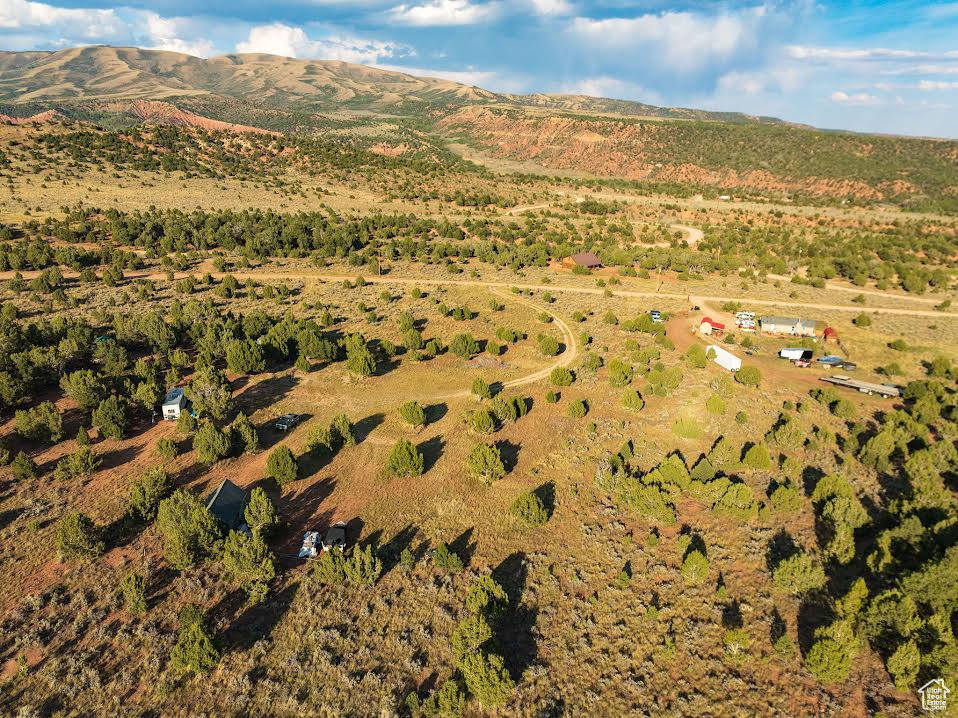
top-left (274, 414), bottom-right (303, 432)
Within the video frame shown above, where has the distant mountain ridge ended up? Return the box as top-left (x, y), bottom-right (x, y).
top-left (0, 45), bottom-right (782, 124)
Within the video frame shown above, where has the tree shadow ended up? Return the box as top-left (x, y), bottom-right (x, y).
top-left (765, 529), bottom-right (798, 572)
top-left (533, 481), bottom-right (556, 518)
top-left (722, 599), bottom-right (743, 629)
top-left (378, 524), bottom-right (419, 574)
top-left (770, 607), bottom-right (787, 644)
top-left (797, 596), bottom-right (834, 655)
top-left (235, 374), bottom-right (299, 414)
top-left (419, 435), bottom-right (445, 473)
top-left (102, 513), bottom-right (148, 551)
top-left (354, 413), bottom-right (385, 444)
top-left (495, 440), bottom-right (521, 473)
top-left (0, 507), bottom-right (23, 531)
top-left (491, 551), bottom-right (537, 679)
top-left (97, 443), bottom-right (144, 472)
top-left (801, 465), bottom-right (827, 497)
top-left (449, 527), bottom-right (476, 569)
top-left (222, 580), bottom-right (300, 652)
top-left (424, 403), bottom-right (448, 425)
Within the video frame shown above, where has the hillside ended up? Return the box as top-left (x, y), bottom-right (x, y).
top-left (0, 46), bottom-right (772, 121)
top-left (0, 46), bottom-right (957, 212)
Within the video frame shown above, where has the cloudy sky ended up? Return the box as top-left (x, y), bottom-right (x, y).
top-left (2, 0), bottom-right (958, 137)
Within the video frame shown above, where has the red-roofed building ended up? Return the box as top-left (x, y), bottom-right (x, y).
top-left (699, 317), bottom-right (725, 337)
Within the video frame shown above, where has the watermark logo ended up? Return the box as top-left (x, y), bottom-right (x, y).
top-left (919, 678), bottom-right (950, 712)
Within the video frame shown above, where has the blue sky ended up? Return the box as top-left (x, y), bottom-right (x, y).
top-left (2, 0), bottom-right (958, 137)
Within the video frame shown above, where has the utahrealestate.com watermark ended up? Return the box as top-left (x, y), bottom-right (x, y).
top-left (919, 679), bottom-right (950, 712)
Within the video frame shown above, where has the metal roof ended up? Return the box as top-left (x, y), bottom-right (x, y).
top-left (206, 479), bottom-right (248, 530)
top-left (162, 387), bottom-right (185, 405)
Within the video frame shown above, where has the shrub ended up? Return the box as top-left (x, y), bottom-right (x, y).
top-left (92, 395), bottom-right (130, 440)
top-left (546, 391), bottom-right (560, 404)
top-left (723, 628), bottom-right (750, 658)
top-left (549, 367), bottom-right (574, 386)
top-left (805, 636), bottom-right (853, 684)
top-left (121, 572), bottom-right (147, 613)
top-left (472, 377), bottom-right (492, 400)
top-left (772, 553), bottom-right (827, 595)
top-left (11, 451), bottom-right (38, 481)
top-left (458, 651), bottom-right (515, 708)
top-left (15, 402), bottom-right (63, 443)
top-left (705, 394), bottom-right (726, 415)
top-left (450, 333), bottom-right (479, 358)
top-left (735, 365), bottom-right (762, 387)
top-left (672, 418), bottom-right (703, 439)
top-left (853, 313), bottom-right (872, 328)
top-left (622, 388), bottom-right (644, 411)
top-left (344, 334), bottom-right (376, 376)
top-left (452, 613), bottom-right (493, 661)
top-left (769, 482), bottom-right (802, 513)
top-left (244, 487), bottom-right (279, 536)
top-left (467, 575), bottom-right (509, 616)
top-left (157, 437), bottom-right (179, 460)
top-left (387, 438), bottom-right (425, 477)
top-left (223, 530), bottom-right (276, 603)
top-left (468, 443), bottom-right (506, 484)
top-left (735, 411), bottom-right (748, 424)
top-left (681, 550), bottom-right (709, 583)
top-left (266, 445), bottom-right (299, 484)
top-left (607, 358), bottom-right (633, 387)
top-left (56, 511), bottom-right (104, 560)
top-left (229, 412), bottom-right (260, 454)
top-left (538, 335), bottom-right (560, 356)
top-left (224, 339), bottom-right (266, 374)
top-left (60, 369), bottom-right (106, 410)
top-left (128, 468), bottom-right (172, 522)
top-left (432, 543), bottom-right (464, 573)
top-left (567, 399), bottom-right (588, 418)
top-left (193, 422), bottom-right (231, 464)
top-left (330, 414), bottom-right (356, 446)
top-left (742, 443), bottom-right (772, 470)
top-left (886, 640), bottom-right (920, 690)
top-left (686, 345), bottom-right (707, 368)
top-left (470, 409), bottom-right (497, 434)
top-left (156, 489), bottom-right (222, 569)
top-left (314, 548), bottom-right (347, 584)
top-left (188, 367), bottom-right (233, 420)
top-left (170, 617), bottom-right (220, 674)
top-left (510, 491), bottom-right (548, 526)
top-left (399, 401), bottom-right (426, 429)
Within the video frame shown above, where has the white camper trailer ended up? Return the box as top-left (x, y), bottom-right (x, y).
top-left (707, 345), bottom-right (742, 372)
top-left (779, 348), bottom-right (813, 361)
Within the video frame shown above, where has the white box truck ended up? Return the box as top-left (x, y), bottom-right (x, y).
top-left (707, 345), bottom-right (742, 372)
top-left (780, 348), bottom-right (813, 361)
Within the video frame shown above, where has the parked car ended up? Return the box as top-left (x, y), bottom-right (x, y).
top-left (735, 311), bottom-right (755, 320)
top-left (841, 361), bottom-right (858, 371)
top-left (649, 310), bottom-right (663, 323)
top-left (274, 413), bottom-right (303, 431)
top-left (322, 522), bottom-right (347, 552)
top-left (691, 305), bottom-right (701, 311)
top-left (298, 530), bottom-right (320, 558)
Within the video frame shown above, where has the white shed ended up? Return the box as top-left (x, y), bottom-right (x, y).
top-left (162, 387), bottom-right (187, 420)
top-left (707, 345), bottom-right (742, 372)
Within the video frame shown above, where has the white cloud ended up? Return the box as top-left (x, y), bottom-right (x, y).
top-left (788, 46), bottom-right (958, 63)
top-left (568, 7), bottom-right (772, 76)
top-left (388, 0), bottom-right (500, 26)
top-left (918, 79), bottom-right (958, 90)
top-left (528, 0), bottom-right (572, 16)
top-left (560, 75), bottom-right (659, 103)
top-left (141, 12), bottom-right (215, 57)
top-left (0, 0), bottom-right (123, 39)
top-left (829, 90), bottom-right (884, 106)
top-left (236, 23), bottom-right (407, 63)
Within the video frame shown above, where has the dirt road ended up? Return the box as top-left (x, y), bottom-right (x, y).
top-left (423, 287), bottom-right (577, 400)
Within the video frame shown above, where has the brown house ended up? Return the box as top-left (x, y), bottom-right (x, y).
top-left (560, 252), bottom-right (603, 269)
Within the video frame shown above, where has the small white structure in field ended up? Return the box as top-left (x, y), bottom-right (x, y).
top-left (707, 345), bottom-right (742, 372)
top-left (161, 387), bottom-right (187, 420)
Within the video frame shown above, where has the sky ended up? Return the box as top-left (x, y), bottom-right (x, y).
top-left (2, 0), bottom-right (958, 138)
